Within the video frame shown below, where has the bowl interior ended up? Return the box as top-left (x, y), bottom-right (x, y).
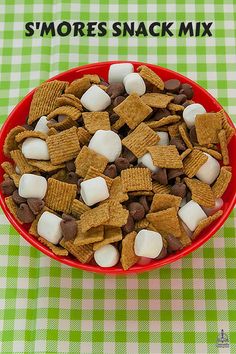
top-left (0, 61), bottom-right (235, 274)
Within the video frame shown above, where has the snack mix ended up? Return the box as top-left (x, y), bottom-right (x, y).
top-left (1, 63), bottom-right (234, 270)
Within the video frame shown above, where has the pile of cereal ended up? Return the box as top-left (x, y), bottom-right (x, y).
top-left (1, 63), bottom-right (234, 270)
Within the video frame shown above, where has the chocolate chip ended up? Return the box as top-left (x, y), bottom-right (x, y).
top-left (122, 147), bottom-right (137, 164)
top-left (62, 213), bottom-right (75, 221)
top-left (115, 157), bottom-right (130, 172)
top-left (122, 214), bottom-right (135, 234)
top-left (110, 113), bottom-right (119, 125)
top-left (150, 108), bottom-right (171, 121)
top-left (104, 164), bottom-right (117, 178)
top-left (173, 94), bottom-right (187, 105)
top-left (166, 234), bottom-right (182, 252)
top-left (60, 219), bottom-right (77, 241)
top-left (113, 96), bottom-right (126, 107)
top-left (77, 178), bottom-right (83, 193)
top-left (182, 101), bottom-right (192, 108)
top-left (151, 168), bottom-right (168, 185)
top-left (12, 190), bottom-right (26, 205)
top-left (22, 124), bottom-right (34, 131)
top-left (164, 79), bottom-right (181, 93)
top-left (100, 80), bottom-right (109, 87)
top-left (167, 168), bottom-right (184, 180)
top-left (66, 161), bottom-right (76, 172)
top-left (128, 202), bottom-right (145, 221)
top-left (189, 126), bottom-right (198, 145)
top-left (156, 246), bottom-right (167, 260)
top-left (0, 178), bottom-right (16, 196)
top-left (170, 183), bottom-right (186, 198)
top-left (17, 203), bottom-right (35, 223)
top-left (139, 195), bottom-right (150, 213)
top-left (106, 83), bottom-right (125, 99)
top-left (58, 115), bottom-right (67, 122)
top-left (180, 83), bottom-right (193, 99)
top-left (186, 191), bottom-right (192, 203)
top-left (27, 198), bottom-right (45, 215)
top-left (170, 136), bottom-right (187, 152)
top-left (66, 172), bottom-right (79, 185)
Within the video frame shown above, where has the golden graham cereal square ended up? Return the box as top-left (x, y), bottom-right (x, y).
top-left (104, 201), bottom-right (129, 227)
top-left (84, 166), bottom-right (113, 188)
top-left (75, 146), bottom-right (108, 178)
top-left (54, 93), bottom-right (83, 110)
top-left (148, 145), bottom-right (183, 168)
top-left (65, 77), bottom-right (91, 98)
top-left (122, 123), bottom-right (159, 158)
top-left (38, 237), bottom-right (69, 256)
top-left (74, 223), bottom-right (104, 246)
top-left (152, 182), bottom-right (171, 194)
top-left (10, 149), bottom-right (36, 174)
top-left (82, 112), bottom-right (111, 134)
top-left (3, 125), bottom-right (25, 157)
top-left (71, 199), bottom-right (91, 219)
top-left (47, 106), bottom-right (81, 122)
top-left (108, 176), bottom-right (129, 203)
top-left (178, 123), bottom-right (193, 149)
top-left (195, 112), bottom-right (222, 144)
top-left (46, 126), bottom-right (80, 165)
top-left (192, 210), bottom-right (223, 238)
top-left (218, 129), bottom-right (229, 165)
top-left (121, 231), bottom-right (139, 270)
top-left (45, 178), bottom-right (77, 213)
top-left (113, 93), bottom-right (152, 129)
top-left (140, 93), bottom-right (173, 108)
top-left (80, 203), bottom-right (110, 233)
top-left (184, 178), bottom-right (215, 208)
top-left (146, 115), bottom-right (181, 130)
top-left (77, 127), bottom-right (91, 146)
top-left (150, 194), bottom-right (182, 213)
top-left (212, 167), bottom-right (232, 198)
top-left (183, 149), bottom-right (208, 177)
top-left (60, 238), bottom-right (94, 263)
top-left (147, 207), bottom-right (181, 237)
top-left (137, 65), bottom-right (164, 90)
top-left (93, 226), bottom-right (122, 251)
top-left (121, 168), bottom-right (152, 192)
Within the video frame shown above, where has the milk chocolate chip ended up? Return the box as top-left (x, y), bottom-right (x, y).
top-left (104, 164), bottom-right (117, 178)
top-left (171, 183), bottom-right (187, 198)
top-left (115, 157), bottom-right (130, 172)
top-left (164, 79), bottom-right (181, 93)
top-left (27, 198), bottom-right (45, 215)
top-left (139, 195), bottom-right (150, 213)
top-left (128, 202), bottom-right (145, 221)
top-left (106, 83), bottom-right (125, 99)
top-left (61, 219), bottom-right (77, 241)
top-left (12, 190), bottom-right (26, 204)
top-left (170, 136), bottom-right (187, 152)
top-left (122, 214), bottom-right (135, 234)
top-left (166, 234), bottom-right (182, 252)
top-left (17, 203), bottom-right (35, 223)
top-left (180, 83), bottom-right (193, 99)
top-left (151, 168), bottom-right (168, 185)
top-left (0, 178), bottom-right (16, 196)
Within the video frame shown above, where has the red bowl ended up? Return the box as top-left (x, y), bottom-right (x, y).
top-left (0, 61), bottom-right (235, 274)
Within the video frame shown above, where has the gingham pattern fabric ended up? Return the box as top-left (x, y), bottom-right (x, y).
top-left (0, 1), bottom-right (235, 353)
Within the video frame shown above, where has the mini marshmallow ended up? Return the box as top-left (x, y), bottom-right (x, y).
top-left (80, 177), bottom-right (109, 206)
top-left (88, 130), bottom-right (122, 162)
top-left (183, 103), bottom-right (206, 128)
top-left (22, 138), bottom-right (50, 160)
top-left (34, 116), bottom-right (50, 134)
top-left (80, 85), bottom-right (111, 112)
top-left (178, 200), bottom-right (207, 232)
top-left (37, 211), bottom-right (62, 244)
top-left (138, 153), bottom-right (158, 172)
top-left (157, 131), bottom-right (170, 145)
top-left (123, 73), bottom-right (146, 96)
top-left (18, 173), bottom-right (47, 199)
top-left (108, 63), bottom-right (134, 83)
top-left (202, 198), bottom-right (223, 216)
top-left (134, 229), bottom-right (163, 259)
top-left (94, 244), bottom-right (120, 267)
top-left (195, 153), bottom-right (220, 184)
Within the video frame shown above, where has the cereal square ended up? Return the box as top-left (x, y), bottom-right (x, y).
top-left (75, 146), bottom-right (108, 177)
top-left (38, 237), bottom-right (69, 256)
top-left (150, 194), bottom-right (182, 212)
top-left (184, 178), bottom-right (215, 208)
top-left (47, 106), bottom-right (81, 122)
top-left (217, 109), bottom-right (235, 143)
top-left (146, 115), bottom-right (181, 130)
top-left (195, 112), bottom-right (222, 144)
top-left (104, 201), bottom-right (129, 227)
top-left (218, 130), bottom-right (229, 165)
top-left (80, 203), bottom-right (110, 233)
top-left (85, 166), bottom-right (113, 188)
top-left (27, 160), bottom-right (65, 172)
top-left (113, 93), bottom-right (152, 129)
top-left (10, 149), bottom-right (36, 174)
top-left (192, 210), bottom-right (223, 238)
top-left (152, 182), bottom-right (171, 194)
top-left (82, 112), bottom-right (111, 134)
top-left (108, 176), bottom-right (129, 203)
top-left (183, 149), bottom-right (208, 177)
top-left (122, 123), bottom-right (159, 158)
top-left (121, 168), bottom-right (152, 192)
top-left (212, 167), bottom-right (232, 198)
top-left (65, 77), bottom-right (91, 98)
top-left (55, 93), bottom-right (83, 110)
top-left (93, 226), bottom-right (122, 251)
top-left (148, 145), bottom-right (183, 168)
top-left (178, 123), bottom-right (193, 149)
top-left (29, 80), bottom-right (68, 124)
top-left (77, 127), bottom-right (91, 146)
top-left (137, 65), bottom-right (164, 90)
top-left (121, 231), bottom-right (139, 270)
top-left (74, 223), bottom-right (104, 246)
top-left (45, 178), bottom-right (77, 213)
top-left (46, 126), bottom-right (80, 165)
top-left (147, 207), bottom-right (181, 237)
top-left (3, 126), bottom-right (25, 157)
top-left (71, 199), bottom-right (91, 218)
top-left (60, 238), bottom-right (94, 263)
top-left (140, 93), bottom-right (173, 108)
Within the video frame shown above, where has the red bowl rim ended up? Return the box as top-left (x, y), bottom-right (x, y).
top-left (0, 60), bottom-right (235, 275)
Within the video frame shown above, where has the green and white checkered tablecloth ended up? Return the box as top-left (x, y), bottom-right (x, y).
top-left (0, 1), bottom-right (235, 353)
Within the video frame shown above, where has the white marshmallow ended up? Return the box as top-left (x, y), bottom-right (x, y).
top-left (34, 116), bottom-right (50, 134)
top-left (80, 85), bottom-right (111, 112)
top-left (134, 229), bottom-right (163, 259)
top-left (195, 153), bottom-right (220, 184)
top-left (80, 177), bottom-right (109, 206)
top-left (37, 211), bottom-right (62, 244)
top-left (108, 63), bottom-right (134, 83)
top-left (123, 73), bottom-right (146, 96)
top-left (18, 173), bottom-right (47, 199)
top-left (88, 130), bottom-right (122, 162)
top-left (202, 198), bottom-right (223, 216)
top-left (178, 200), bottom-right (207, 232)
top-left (183, 103), bottom-right (206, 128)
top-left (138, 153), bottom-right (158, 172)
top-left (94, 244), bottom-right (120, 267)
top-left (15, 165), bottom-right (20, 174)
top-left (22, 138), bottom-right (49, 160)
top-left (157, 131), bottom-right (169, 145)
